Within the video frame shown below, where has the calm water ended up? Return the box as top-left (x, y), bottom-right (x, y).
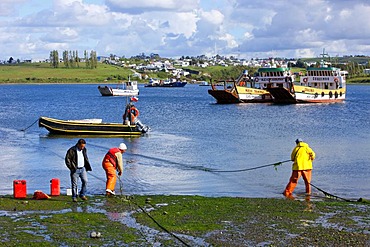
top-left (0, 83), bottom-right (369, 199)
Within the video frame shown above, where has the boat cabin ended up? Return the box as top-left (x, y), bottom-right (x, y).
top-left (299, 67), bottom-right (346, 90)
top-left (254, 67), bottom-right (294, 89)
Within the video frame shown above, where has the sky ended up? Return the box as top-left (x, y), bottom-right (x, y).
top-left (1, 0), bottom-right (370, 60)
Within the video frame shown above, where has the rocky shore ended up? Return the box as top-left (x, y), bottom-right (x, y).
top-left (0, 194), bottom-right (369, 246)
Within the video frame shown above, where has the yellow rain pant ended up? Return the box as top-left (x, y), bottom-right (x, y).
top-left (284, 170), bottom-right (312, 195)
top-left (102, 161), bottom-right (117, 193)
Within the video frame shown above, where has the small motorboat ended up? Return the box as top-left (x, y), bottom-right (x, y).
top-left (98, 81), bottom-right (139, 96)
top-left (39, 101), bottom-right (150, 136)
top-left (39, 116), bottom-right (150, 136)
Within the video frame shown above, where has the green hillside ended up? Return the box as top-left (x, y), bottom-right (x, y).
top-left (0, 63), bottom-right (133, 83)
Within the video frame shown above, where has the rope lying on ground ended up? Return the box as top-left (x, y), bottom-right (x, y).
top-left (309, 182), bottom-right (356, 202)
top-left (117, 176), bottom-right (190, 247)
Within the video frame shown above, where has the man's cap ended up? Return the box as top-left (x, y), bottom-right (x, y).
top-left (118, 143), bottom-right (127, 150)
top-left (295, 138), bottom-right (303, 144)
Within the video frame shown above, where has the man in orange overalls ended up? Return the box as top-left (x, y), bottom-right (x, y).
top-left (102, 143), bottom-right (126, 196)
top-left (283, 138), bottom-right (316, 198)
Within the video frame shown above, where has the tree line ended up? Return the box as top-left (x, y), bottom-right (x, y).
top-left (49, 50), bottom-right (98, 69)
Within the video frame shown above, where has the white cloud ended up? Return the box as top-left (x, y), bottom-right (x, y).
top-left (0, 0), bottom-right (369, 60)
top-left (106, 0), bottom-right (199, 14)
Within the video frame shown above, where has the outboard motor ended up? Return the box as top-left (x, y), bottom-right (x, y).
top-left (135, 119), bottom-right (151, 133)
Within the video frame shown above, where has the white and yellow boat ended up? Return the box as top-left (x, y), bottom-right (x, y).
top-left (208, 70), bottom-right (272, 104)
top-left (266, 63), bottom-right (346, 104)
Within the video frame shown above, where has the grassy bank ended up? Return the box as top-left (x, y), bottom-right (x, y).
top-left (0, 194), bottom-right (369, 246)
top-left (0, 63), bottom-right (134, 84)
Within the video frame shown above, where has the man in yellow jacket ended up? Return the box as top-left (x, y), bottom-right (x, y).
top-left (284, 138), bottom-right (316, 197)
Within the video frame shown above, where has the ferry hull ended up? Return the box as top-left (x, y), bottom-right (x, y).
top-left (208, 89), bottom-right (241, 104)
top-left (208, 86), bottom-right (272, 104)
top-left (267, 87), bottom-right (346, 104)
top-left (235, 86), bottom-right (273, 103)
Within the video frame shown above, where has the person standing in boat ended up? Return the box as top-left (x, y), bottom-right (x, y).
top-left (123, 98), bottom-right (139, 125)
top-left (102, 143), bottom-right (126, 196)
top-left (283, 138), bottom-right (315, 198)
top-left (65, 139), bottom-right (92, 202)
top-left (129, 103), bottom-right (139, 123)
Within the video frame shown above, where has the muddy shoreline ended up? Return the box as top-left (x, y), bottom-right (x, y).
top-left (0, 194), bottom-right (369, 246)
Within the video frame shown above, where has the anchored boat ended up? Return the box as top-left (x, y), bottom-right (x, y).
top-left (39, 101), bottom-right (150, 136)
top-left (208, 70), bottom-right (272, 104)
top-left (265, 62), bottom-right (346, 103)
top-left (144, 78), bottom-right (187, 87)
top-left (38, 116), bottom-right (149, 136)
top-left (98, 81), bottom-right (139, 96)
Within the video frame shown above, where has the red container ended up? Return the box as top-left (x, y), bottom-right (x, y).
top-left (50, 178), bottom-right (60, 196)
top-left (13, 180), bottom-right (27, 199)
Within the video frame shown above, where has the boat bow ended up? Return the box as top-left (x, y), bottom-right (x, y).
top-left (266, 87), bottom-right (297, 104)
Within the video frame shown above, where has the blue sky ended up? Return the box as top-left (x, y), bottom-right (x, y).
top-left (1, 0), bottom-right (370, 60)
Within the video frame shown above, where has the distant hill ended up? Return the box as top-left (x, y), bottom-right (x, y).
top-left (0, 57), bottom-right (369, 84)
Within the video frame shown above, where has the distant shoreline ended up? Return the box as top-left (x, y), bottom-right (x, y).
top-left (0, 81), bottom-right (368, 85)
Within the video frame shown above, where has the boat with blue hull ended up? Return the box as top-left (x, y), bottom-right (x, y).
top-left (145, 78), bottom-right (187, 87)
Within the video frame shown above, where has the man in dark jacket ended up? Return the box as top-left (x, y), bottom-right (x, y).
top-left (65, 139), bottom-right (92, 202)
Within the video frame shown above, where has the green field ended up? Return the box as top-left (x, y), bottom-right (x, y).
top-left (0, 63), bottom-right (252, 84)
top-left (0, 63), bottom-right (134, 83)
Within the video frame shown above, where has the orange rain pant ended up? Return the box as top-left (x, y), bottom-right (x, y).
top-left (102, 161), bottom-right (117, 193)
top-left (284, 170), bottom-right (312, 195)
